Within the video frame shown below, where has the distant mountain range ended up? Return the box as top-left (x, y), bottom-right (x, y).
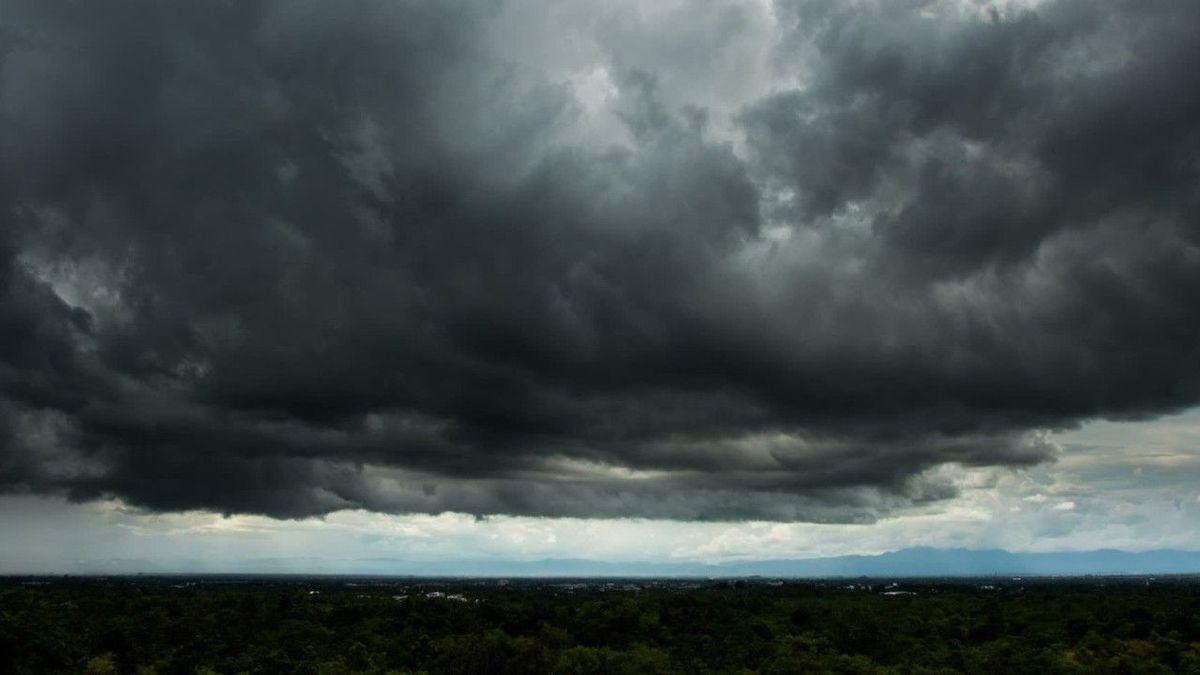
top-left (332, 547), bottom-right (1200, 577)
top-left (36, 547), bottom-right (1200, 577)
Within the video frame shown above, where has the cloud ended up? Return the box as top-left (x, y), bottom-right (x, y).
top-left (2, 0), bottom-right (1199, 520)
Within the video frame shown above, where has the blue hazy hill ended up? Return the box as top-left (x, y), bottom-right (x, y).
top-left (715, 547), bottom-right (1200, 577)
top-left (62, 547), bottom-right (1200, 577)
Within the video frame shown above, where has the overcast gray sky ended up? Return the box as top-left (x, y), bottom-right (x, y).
top-left (3, 0), bottom-right (1200, 571)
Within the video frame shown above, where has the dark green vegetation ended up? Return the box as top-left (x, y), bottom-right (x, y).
top-left (3, 576), bottom-right (1200, 674)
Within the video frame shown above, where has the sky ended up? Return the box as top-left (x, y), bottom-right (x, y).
top-left (2, 0), bottom-right (1200, 572)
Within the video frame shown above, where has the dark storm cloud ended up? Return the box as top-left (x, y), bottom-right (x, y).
top-left (1, 0), bottom-right (1199, 520)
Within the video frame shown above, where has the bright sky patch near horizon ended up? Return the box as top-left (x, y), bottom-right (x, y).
top-left (3, 409), bottom-right (1199, 573)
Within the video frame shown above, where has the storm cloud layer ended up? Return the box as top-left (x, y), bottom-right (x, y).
top-left (2, 0), bottom-right (1199, 521)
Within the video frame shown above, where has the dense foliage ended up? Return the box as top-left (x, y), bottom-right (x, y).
top-left (2, 577), bottom-right (1199, 674)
